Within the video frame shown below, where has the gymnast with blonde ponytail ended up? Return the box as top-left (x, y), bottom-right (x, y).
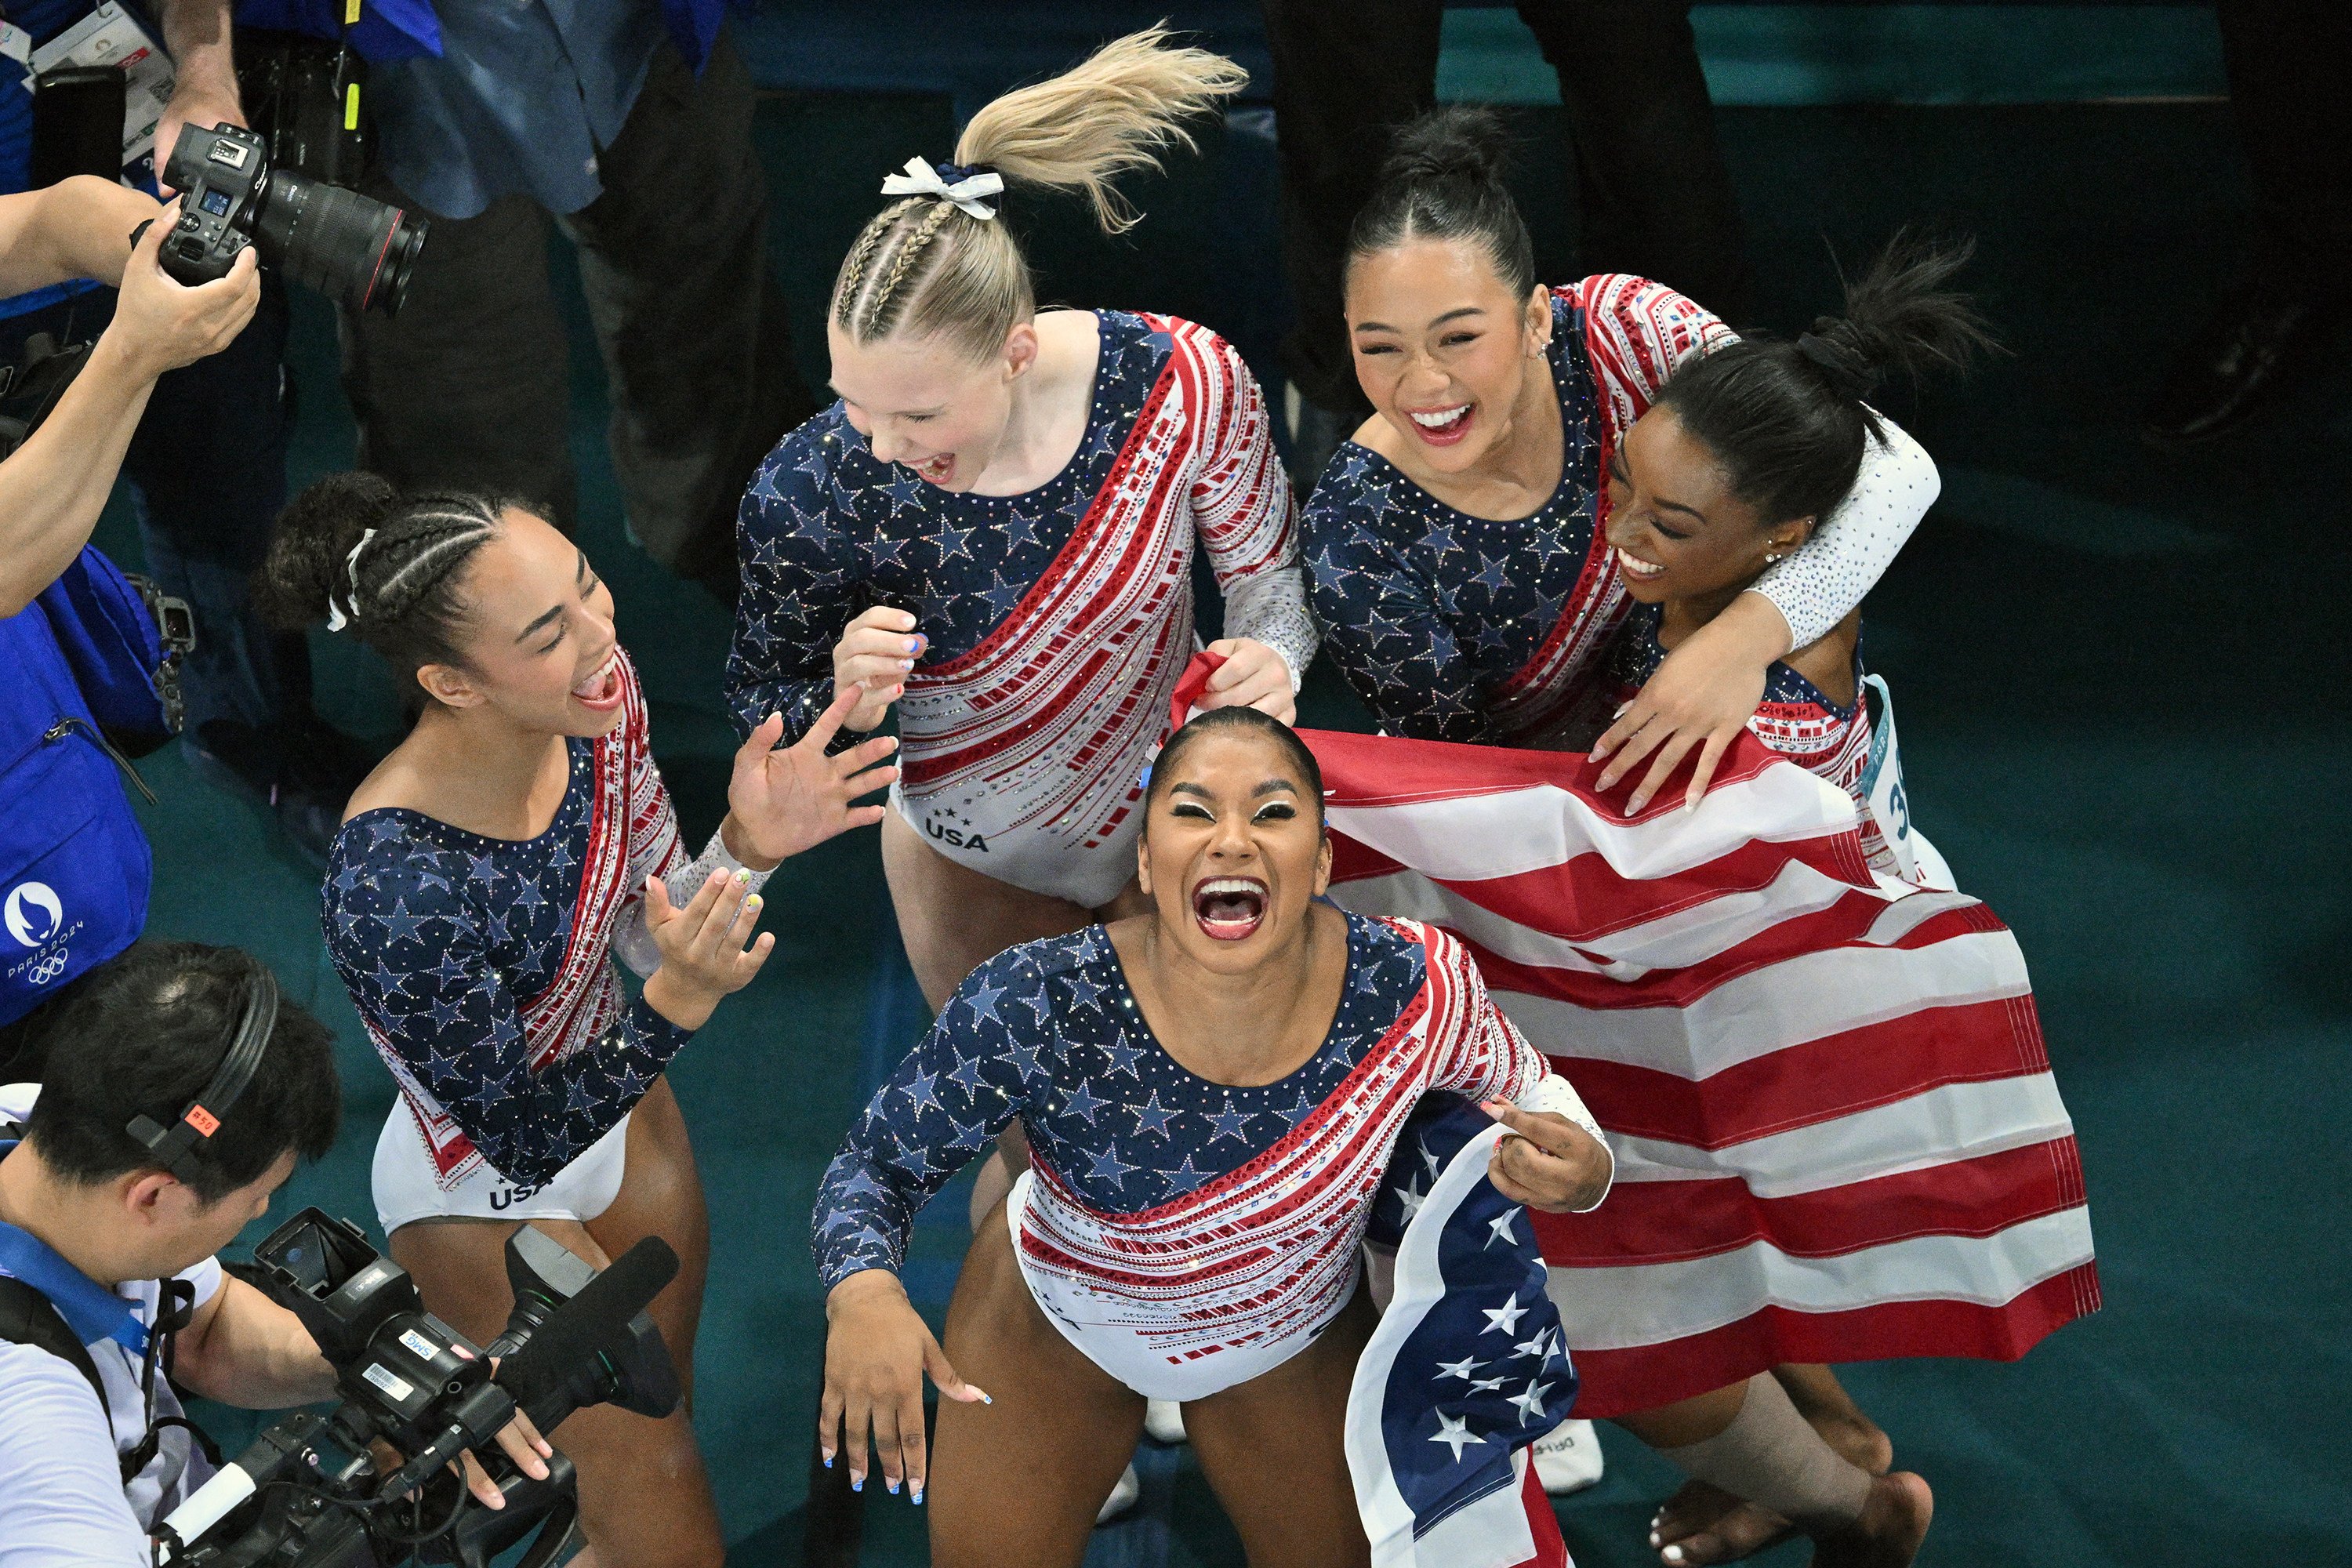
top-left (725, 29), bottom-right (1316, 1014)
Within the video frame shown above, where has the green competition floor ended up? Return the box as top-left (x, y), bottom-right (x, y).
top-left (106, 95), bottom-right (2350, 1567)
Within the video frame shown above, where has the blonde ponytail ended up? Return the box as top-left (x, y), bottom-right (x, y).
top-left (829, 27), bottom-right (1246, 359)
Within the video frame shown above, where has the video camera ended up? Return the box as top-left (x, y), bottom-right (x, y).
top-left (155, 122), bottom-right (426, 316)
top-left (156, 1207), bottom-right (681, 1568)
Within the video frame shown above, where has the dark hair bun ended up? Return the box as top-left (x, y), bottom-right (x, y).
top-left (254, 471), bottom-right (398, 632)
top-left (1348, 107), bottom-right (1537, 301)
top-left (1811, 231), bottom-right (1998, 392)
top-left (1378, 105), bottom-right (1513, 191)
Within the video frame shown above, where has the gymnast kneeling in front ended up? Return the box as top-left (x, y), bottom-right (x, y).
top-left (810, 706), bottom-right (1613, 1567)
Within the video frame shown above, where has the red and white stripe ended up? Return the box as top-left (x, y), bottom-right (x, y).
top-left (1308, 728), bottom-right (2098, 1417)
top-left (1014, 921), bottom-right (1545, 1399)
top-left (1491, 277), bottom-right (1734, 743)
top-left (893, 318), bottom-right (1296, 906)
top-left (385, 650), bottom-right (688, 1187)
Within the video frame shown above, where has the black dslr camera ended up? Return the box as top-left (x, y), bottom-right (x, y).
top-left (158, 1208), bottom-right (681, 1568)
top-left (158, 122), bottom-right (426, 316)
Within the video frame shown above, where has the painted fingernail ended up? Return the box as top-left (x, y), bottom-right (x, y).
top-left (1650, 1533), bottom-right (1661, 1548)
top-left (912, 1484), bottom-right (924, 1505)
top-left (905, 639), bottom-right (920, 654)
top-left (735, 868), bottom-right (751, 883)
top-left (979, 1392), bottom-right (993, 1405)
top-left (898, 659), bottom-right (914, 670)
top-left (746, 895), bottom-right (763, 910)
top-left (1664, 1548), bottom-right (1685, 1565)
top-left (822, 1452), bottom-right (833, 1468)
top-left (851, 1475), bottom-right (864, 1493)
top-left (887, 1479), bottom-right (900, 1495)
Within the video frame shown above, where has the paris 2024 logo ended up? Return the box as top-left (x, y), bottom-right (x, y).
top-left (5, 881), bottom-right (74, 988)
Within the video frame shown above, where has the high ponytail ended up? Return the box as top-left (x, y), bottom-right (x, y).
top-left (1657, 233), bottom-right (1998, 527)
top-left (255, 473), bottom-right (514, 688)
top-left (1345, 107), bottom-right (1536, 301)
top-left (829, 27), bottom-right (1247, 359)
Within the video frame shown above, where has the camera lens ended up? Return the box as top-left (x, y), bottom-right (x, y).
top-left (248, 169), bottom-right (430, 317)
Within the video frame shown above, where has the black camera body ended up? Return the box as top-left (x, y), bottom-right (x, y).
top-left (159, 122), bottom-right (426, 316)
top-left (161, 1208), bottom-right (680, 1568)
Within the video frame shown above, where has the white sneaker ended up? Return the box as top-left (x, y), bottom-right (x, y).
top-left (1143, 1399), bottom-right (1188, 1445)
top-left (1531, 1417), bottom-right (1605, 1496)
top-left (1095, 1461), bottom-right (1141, 1525)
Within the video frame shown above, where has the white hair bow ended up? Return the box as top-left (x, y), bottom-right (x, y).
top-left (325, 528), bottom-right (376, 633)
top-left (880, 156), bottom-right (1003, 221)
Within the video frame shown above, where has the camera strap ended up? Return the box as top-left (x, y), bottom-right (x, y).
top-left (0, 1273), bottom-right (107, 1421)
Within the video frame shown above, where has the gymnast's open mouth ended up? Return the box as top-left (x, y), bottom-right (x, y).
top-left (1192, 877), bottom-right (1267, 942)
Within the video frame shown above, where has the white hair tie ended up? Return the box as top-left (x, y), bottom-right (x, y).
top-left (880, 156), bottom-right (1003, 221)
top-left (325, 527), bottom-right (376, 633)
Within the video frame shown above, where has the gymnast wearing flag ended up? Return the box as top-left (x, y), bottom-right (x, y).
top-left (722, 29), bottom-right (1317, 1019)
top-left (1300, 112), bottom-right (2008, 1568)
top-left (1592, 235), bottom-right (1990, 890)
top-left (1301, 108), bottom-right (1939, 815)
top-left (258, 477), bottom-right (898, 1568)
top-left (810, 707), bottom-right (1612, 1568)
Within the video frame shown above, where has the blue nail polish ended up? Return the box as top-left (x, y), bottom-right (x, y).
top-left (822, 1454), bottom-right (833, 1468)
top-left (912, 1487), bottom-right (924, 1505)
top-left (979, 1392), bottom-right (993, 1405)
top-left (887, 1479), bottom-right (900, 1495)
top-left (851, 1476), bottom-right (863, 1493)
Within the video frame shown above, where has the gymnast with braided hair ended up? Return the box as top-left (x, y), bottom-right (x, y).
top-left (256, 477), bottom-right (898, 1568)
top-left (724, 27), bottom-right (1316, 1029)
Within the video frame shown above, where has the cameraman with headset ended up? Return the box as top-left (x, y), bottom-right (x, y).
top-left (0, 942), bottom-right (552, 1567)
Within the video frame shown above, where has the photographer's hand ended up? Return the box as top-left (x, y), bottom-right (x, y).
top-left (451, 1399), bottom-right (554, 1509)
top-left (821, 1270), bottom-right (989, 1504)
top-left (154, 0), bottom-right (245, 194)
top-left (103, 206), bottom-right (262, 379)
top-left (0, 205), bottom-right (260, 615)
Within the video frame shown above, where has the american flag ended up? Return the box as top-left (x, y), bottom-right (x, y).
top-left (1352, 1095), bottom-right (1575, 1568)
top-left (1307, 727), bottom-right (2099, 1417)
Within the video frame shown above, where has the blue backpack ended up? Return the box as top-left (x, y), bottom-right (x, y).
top-left (0, 547), bottom-right (177, 1027)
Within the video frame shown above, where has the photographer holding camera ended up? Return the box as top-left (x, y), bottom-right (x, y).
top-left (2, 0), bottom-right (374, 863)
top-left (0, 942), bottom-right (553, 1567)
top-left (0, 180), bottom-right (256, 615)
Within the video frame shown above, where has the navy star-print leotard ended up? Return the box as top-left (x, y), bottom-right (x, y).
top-left (811, 911), bottom-right (1542, 1290)
top-left (1303, 293), bottom-right (1613, 744)
top-left (323, 741), bottom-right (687, 1189)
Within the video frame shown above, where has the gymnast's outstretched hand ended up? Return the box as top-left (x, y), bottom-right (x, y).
top-left (1481, 1101), bottom-right (1613, 1213)
top-left (640, 867), bottom-right (771, 1031)
top-left (822, 1269), bottom-right (991, 1504)
top-left (1198, 636), bottom-right (1297, 724)
top-left (719, 685), bottom-right (901, 868)
top-left (1589, 590), bottom-right (1784, 814)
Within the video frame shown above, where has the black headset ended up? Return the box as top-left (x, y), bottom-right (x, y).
top-left (123, 963), bottom-right (279, 1184)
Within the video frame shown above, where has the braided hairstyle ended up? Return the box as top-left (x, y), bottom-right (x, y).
top-left (829, 27), bottom-right (1247, 361)
top-left (1655, 234), bottom-right (1998, 528)
top-left (1345, 107), bottom-right (1536, 301)
top-left (255, 472), bottom-right (523, 689)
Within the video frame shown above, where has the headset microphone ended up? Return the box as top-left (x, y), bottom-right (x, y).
top-left (125, 962), bottom-right (277, 1183)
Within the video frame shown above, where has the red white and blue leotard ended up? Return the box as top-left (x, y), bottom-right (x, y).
top-left (1606, 602), bottom-right (1887, 863)
top-left (812, 913), bottom-right (1595, 1399)
top-left (1302, 276), bottom-right (1940, 745)
top-left (725, 311), bottom-right (1316, 909)
top-left (323, 652), bottom-right (746, 1228)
